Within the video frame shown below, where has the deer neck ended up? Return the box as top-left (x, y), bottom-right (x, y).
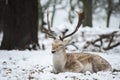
top-left (53, 49), bottom-right (67, 72)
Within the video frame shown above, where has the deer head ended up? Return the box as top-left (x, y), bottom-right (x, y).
top-left (45, 10), bottom-right (85, 54)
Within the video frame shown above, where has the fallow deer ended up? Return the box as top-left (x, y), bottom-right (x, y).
top-left (45, 10), bottom-right (112, 74)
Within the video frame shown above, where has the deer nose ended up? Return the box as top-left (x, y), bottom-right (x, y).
top-left (51, 50), bottom-right (56, 54)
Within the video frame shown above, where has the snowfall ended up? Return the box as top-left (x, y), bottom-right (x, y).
top-left (0, 6), bottom-right (120, 80)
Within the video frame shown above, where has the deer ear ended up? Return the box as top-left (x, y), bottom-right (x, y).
top-left (63, 40), bottom-right (70, 46)
top-left (63, 38), bottom-right (73, 46)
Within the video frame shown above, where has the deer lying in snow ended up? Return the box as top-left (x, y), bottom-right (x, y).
top-left (45, 10), bottom-right (112, 73)
top-left (51, 39), bottom-right (112, 73)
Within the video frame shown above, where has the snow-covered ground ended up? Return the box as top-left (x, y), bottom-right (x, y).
top-left (0, 46), bottom-right (120, 80)
top-left (0, 27), bottom-right (120, 80)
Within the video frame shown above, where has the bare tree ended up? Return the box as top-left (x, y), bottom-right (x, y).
top-left (106, 0), bottom-right (120, 27)
top-left (38, 0), bottom-right (66, 31)
top-left (106, 0), bottom-right (112, 27)
top-left (82, 0), bottom-right (92, 27)
top-left (93, 0), bottom-right (120, 28)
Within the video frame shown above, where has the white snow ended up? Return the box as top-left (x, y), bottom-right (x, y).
top-left (0, 1), bottom-right (120, 79)
top-left (0, 50), bottom-right (120, 80)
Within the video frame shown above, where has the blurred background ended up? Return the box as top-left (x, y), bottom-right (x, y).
top-left (38, 0), bottom-right (120, 28)
top-left (0, 0), bottom-right (120, 50)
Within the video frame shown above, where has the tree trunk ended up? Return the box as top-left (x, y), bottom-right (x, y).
top-left (0, 0), bottom-right (39, 50)
top-left (106, 0), bottom-right (112, 27)
top-left (38, 0), bottom-right (45, 32)
top-left (51, 0), bottom-right (57, 27)
top-left (0, 0), bottom-right (5, 32)
top-left (82, 0), bottom-right (92, 27)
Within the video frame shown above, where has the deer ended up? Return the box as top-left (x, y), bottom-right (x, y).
top-left (44, 10), bottom-right (112, 74)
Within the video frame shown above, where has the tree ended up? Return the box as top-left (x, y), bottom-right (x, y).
top-left (82, 0), bottom-right (92, 27)
top-left (38, 0), bottom-right (50, 32)
top-left (0, 0), bottom-right (5, 32)
top-left (106, 0), bottom-right (120, 27)
top-left (0, 0), bottom-right (39, 50)
top-left (106, 0), bottom-right (112, 27)
top-left (92, 0), bottom-right (120, 28)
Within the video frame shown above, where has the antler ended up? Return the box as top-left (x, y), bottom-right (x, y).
top-left (43, 10), bottom-right (56, 39)
top-left (60, 11), bottom-right (85, 40)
